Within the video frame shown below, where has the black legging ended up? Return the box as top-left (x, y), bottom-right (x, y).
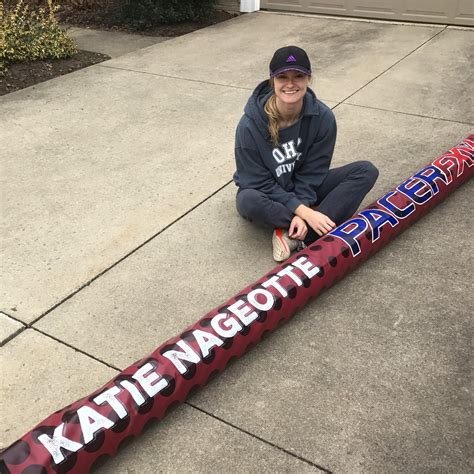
top-left (236, 160), bottom-right (379, 244)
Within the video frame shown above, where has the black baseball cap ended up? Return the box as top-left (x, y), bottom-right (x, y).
top-left (269, 46), bottom-right (312, 77)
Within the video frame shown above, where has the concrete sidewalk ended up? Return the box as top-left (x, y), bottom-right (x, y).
top-left (1, 11), bottom-right (473, 473)
top-left (67, 27), bottom-right (172, 58)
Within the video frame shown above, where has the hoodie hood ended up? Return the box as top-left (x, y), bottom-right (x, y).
top-left (243, 80), bottom-right (321, 140)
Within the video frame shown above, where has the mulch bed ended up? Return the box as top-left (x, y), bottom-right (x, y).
top-left (1, 7), bottom-right (238, 96)
top-left (57, 6), bottom-right (238, 37)
top-left (1, 51), bottom-right (110, 96)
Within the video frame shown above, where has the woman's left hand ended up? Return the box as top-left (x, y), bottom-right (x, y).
top-left (289, 215), bottom-right (308, 241)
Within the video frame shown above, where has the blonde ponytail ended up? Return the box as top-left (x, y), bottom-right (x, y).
top-left (264, 94), bottom-right (281, 146)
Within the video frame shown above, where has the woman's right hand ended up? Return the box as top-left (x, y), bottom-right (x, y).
top-left (295, 205), bottom-right (336, 236)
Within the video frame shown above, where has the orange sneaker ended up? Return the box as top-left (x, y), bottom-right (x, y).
top-left (272, 228), bottom-right (300, 262)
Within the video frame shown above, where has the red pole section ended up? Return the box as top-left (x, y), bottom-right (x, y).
top-left (1, 137), bottom-right (473, 473)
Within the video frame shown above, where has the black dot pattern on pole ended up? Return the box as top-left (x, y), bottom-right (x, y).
top-left (21, 466), bottom-right (48, 474)
top-left (159, 375), bottom-right (176, 397)
top-left (61, 411), bottom-right (80, 425)
top-left (201, 348), bottom-right (216, 365)
top-left (52, 451), bottom-right (77, 474)
top-left (179, 330), bottom-right (195, 341)
top-left (111, 414), bottom-right (131, 433)
top-left (137, 396), bottom-right (154, 415)
top-left (287, 286), bottom-right (297, 299)
top-left (221, 337), bottom-right (233, 350)
top-left (1, 440), bottom-right (30, 465)
top-left (328, 256), bottom-right (337, 267)
top-left (274, 296), bottom-right (282, 310)
top-left (84, 430), bottom-right (105, 453)
top-left (239, 324), bottom-right (251, 336)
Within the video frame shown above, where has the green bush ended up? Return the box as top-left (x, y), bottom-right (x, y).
top-left (115, 0), bottom-right (217, 29)
top-left (0, 0), bottom-right (77, 72)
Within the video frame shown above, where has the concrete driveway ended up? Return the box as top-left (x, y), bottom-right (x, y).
top-left (1, 11), bottom-right (473, 473)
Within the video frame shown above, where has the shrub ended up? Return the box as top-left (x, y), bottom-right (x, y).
top-left (115, 0), bottom-right (217, 29)
top-left (0, 0), bottom-right (77, 72)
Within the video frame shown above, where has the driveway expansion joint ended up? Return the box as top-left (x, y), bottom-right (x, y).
top-left (32, 326), bottom-right (122, 372)
top-left (97, 64), bottom-right (254, 91)
top-left (0, 311), bottom-right (27, 347)
top-left (341, 102), bottom-right (474, 126)
top-left (333, 25), bottom-right (448, 109)
top-left (186, 402), bottom-right (332, 473)
top-left (0, 326), bottom-right (26, 347)
top-left (0, 310), bottom-right (25, 325)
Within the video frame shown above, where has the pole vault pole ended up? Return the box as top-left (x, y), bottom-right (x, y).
top-left (1, 137), bottom-right (472, 474)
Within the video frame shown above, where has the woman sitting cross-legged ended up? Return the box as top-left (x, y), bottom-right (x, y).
top-left (233, 45), bottom-right (379, 261)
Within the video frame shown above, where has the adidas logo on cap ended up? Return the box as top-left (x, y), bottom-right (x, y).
top-left (269, 46), bottom-right (312, 77)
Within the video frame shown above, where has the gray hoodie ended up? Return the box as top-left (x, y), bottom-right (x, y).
top-left (233, 80), bottom-right (337, 213)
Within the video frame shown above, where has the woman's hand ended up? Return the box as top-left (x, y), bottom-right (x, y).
top-left (289, 215), bottom-right (308, 240)
top-left (295, 205), bottom-right (336, 236)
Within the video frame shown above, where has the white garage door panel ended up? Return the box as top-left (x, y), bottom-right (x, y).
top-left (309, 2), bottom-right (346, 13)
top-left (306, 3), bottom-right (347, 15)
top-left (265, 0), bottom-right (307, 10)
top-left (353, 0), bottom-right (400, 14)
top-left (405, 0), bottom-right (451, 14)
top-left (261, 0), bottom-right (474, 26)
top-left (453, 0), bottom-right (474, 24)
top-left (352, 0), bottom-right (400, 19)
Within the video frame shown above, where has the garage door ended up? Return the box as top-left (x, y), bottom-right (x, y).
top-left (260, 0), bottom-right (474, 26)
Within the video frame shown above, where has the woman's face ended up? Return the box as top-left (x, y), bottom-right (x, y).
top-left (273, 70), bottom-right (310, 106)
